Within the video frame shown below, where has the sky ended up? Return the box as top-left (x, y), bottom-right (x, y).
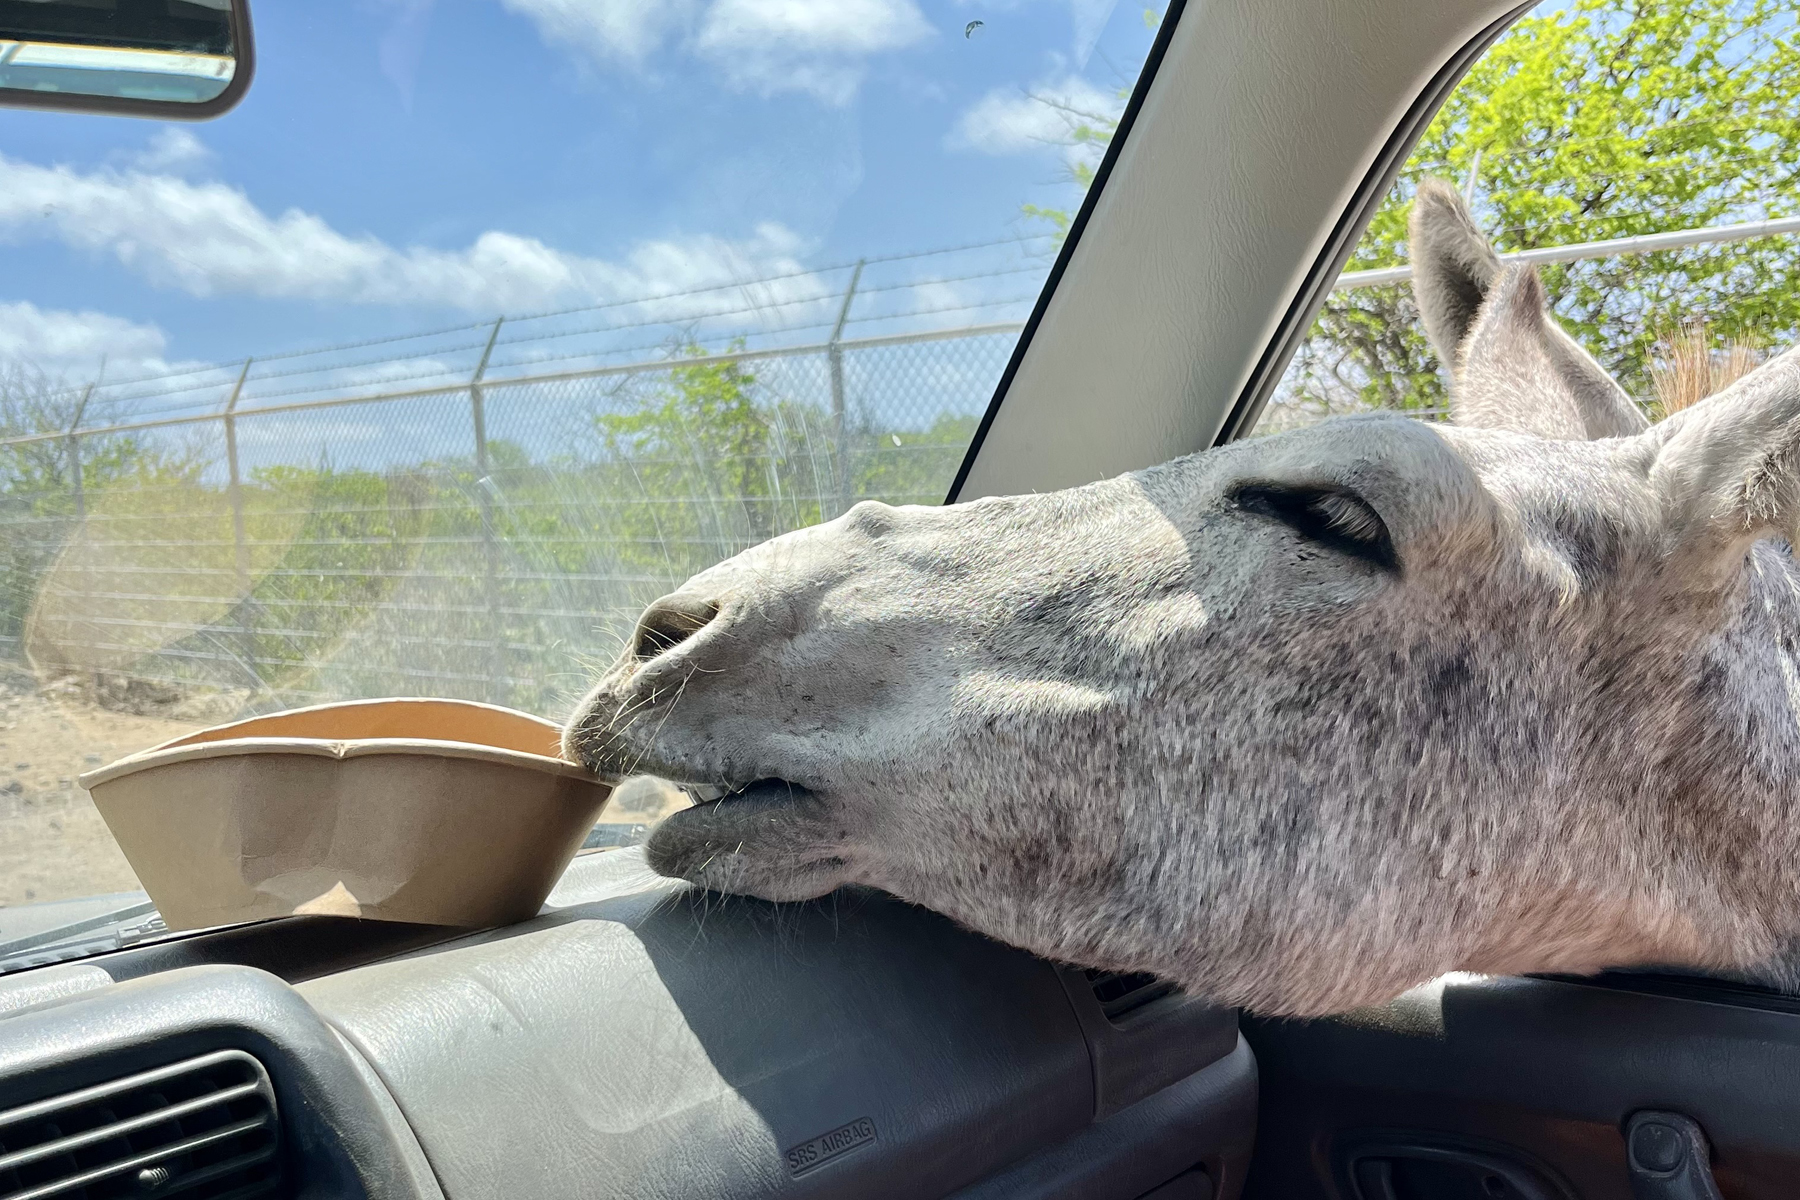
top-left (0, 0), bottom-right (1165, 394)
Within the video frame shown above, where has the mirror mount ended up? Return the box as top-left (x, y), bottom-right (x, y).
top-left (0, 0), bottom-right (254, 120)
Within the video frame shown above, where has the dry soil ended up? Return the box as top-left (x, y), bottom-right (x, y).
top-left (0, 682), bottom-right (193, 908)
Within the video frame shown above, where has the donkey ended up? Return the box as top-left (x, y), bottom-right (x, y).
top-left (565, 179), bottom-right (1800, 1016)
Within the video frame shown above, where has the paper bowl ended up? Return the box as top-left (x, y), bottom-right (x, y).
top-left (78, 698), bottom-right (612, 931)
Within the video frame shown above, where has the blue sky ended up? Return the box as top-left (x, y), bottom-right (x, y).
top-left (0, 0), bottom-right (1163, 394)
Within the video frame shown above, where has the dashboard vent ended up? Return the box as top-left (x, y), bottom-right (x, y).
top-left (1083, 969), bottom-right (1176, 1021)
top-left (0, 1049), bottom-right (280, 1200)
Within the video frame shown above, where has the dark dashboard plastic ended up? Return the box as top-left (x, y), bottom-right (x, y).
top-left (0, 850), bottom-right (1254, 1199)
top-left (0, 963), bottom-right (428, 1200)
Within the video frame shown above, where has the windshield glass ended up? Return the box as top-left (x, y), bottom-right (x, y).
top-left (0, 0), bottom-right (1167, 949)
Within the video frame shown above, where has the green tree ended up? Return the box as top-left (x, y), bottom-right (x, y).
top-left (1018, 93), bottom-right (1121, 240)
top-left (0, 362), bottom-right (202, 659)
top-left (590, 345), bottom-right (832, 580)
top-left (0, 363), bottom-right (180, 504)
top-left (589, 345), bottom-right (986, 581)
top-left (854, 412), bottom-right (980, 503)
top-left (232, 463), bottom-right (434, 688)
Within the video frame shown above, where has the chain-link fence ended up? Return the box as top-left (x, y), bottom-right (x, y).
top-left (0, 322), bottom-right (1022, 720)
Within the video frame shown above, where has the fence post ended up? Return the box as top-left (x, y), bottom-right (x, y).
top-left (470, 318), bottom-right (505, 699)
top-left (223, 359), bottom-right (253, 589)
top-left (827, 260), bottom-right (864, 519)
top-left (222, 358), bottom-right (259, 687)
top-left (66, 381), bottom-right (95, 521)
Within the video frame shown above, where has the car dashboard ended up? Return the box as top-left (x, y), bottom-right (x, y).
top-left (0, 850), bottom-right (1255, 1200)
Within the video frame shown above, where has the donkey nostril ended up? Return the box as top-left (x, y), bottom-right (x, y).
top-left (633, 593), bottom-right (720, 661)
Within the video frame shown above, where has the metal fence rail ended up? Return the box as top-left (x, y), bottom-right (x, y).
top-left (1333, 213), bottom-right (1800, 291)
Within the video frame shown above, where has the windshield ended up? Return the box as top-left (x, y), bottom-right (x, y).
top-left (0, 0), bottom-right (1167, 949)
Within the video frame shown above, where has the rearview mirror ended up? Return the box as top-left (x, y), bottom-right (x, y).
top-left (0, 0), bottom-right (253, 119)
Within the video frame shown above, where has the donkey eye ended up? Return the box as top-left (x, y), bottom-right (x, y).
top-left (1231, 483), bottom-right (1398, 572)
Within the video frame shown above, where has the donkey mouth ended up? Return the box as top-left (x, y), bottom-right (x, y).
top-left (645, 778), bottom-right (847, 899)
top-left (678, 777), bottom-right (799, 807)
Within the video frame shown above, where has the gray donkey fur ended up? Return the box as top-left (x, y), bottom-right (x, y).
top-left (565, 177), bottom-right (1800, 1016)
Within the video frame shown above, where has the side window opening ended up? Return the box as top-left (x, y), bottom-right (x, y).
top-left (1256, 0), bottom-right (1800, 437)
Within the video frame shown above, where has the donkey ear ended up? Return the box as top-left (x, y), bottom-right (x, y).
top-left (1648, 351), bottom-right (1800, 573)
top-left (1409, 177), bottom-right (1502, 371)
top-left (1409, 178), bottom-right (1647, 441)
top-left (1453, 264), bottom-right (1650, 440)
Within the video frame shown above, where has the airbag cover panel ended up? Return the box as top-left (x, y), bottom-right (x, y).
top-left (301, 864), bottom-right (1094, 1199)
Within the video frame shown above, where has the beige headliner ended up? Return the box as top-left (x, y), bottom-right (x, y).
top-left (954, 0), bottom-right (1520, 501)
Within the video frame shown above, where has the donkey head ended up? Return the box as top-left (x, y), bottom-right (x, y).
top-left (566, 180), bottom-right (1800, 1015)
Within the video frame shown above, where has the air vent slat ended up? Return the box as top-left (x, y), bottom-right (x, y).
top-left (0, 1050), bottom-right (280, 1200)
top-left (154, 1142), bottom-right (281, 1199)
top-left (0, 1081), bottom-right (266, 1176)
top-left (4, 1116), bottom-right (272, 1200)
top-left (0, 1054), bottom-right (258, 1132)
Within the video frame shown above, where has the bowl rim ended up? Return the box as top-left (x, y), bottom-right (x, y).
top-left (78, 737), bottom-right (609, 790)
top-left (77, 697), bottom-right (612, 790)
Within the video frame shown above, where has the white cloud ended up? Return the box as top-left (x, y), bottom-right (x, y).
top-left (504, 0), bottom-right (931, 104)
top-left (0, 300), bottom-right (178, 380)
top-left (125, 128), bottom-right (214, 175)
top-left (947, 75), bottom-right (1122, 170)
top-left (0, 153), bottom-right (822, 315)
top-left (705, 0), bottom-right (930, 54)
top-left (500, 0), bottom-right (696, 65)
top-left (697, 0), bottom-right (933, 102)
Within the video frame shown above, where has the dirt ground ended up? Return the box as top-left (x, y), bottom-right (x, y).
top-left (0, 674), bottom-right (690, 911)
top-left (0, 679), bottom-right (195, 908)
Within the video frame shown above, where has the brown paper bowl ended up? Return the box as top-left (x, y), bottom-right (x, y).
top-left (78, 698), bottom-right (613, 931)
